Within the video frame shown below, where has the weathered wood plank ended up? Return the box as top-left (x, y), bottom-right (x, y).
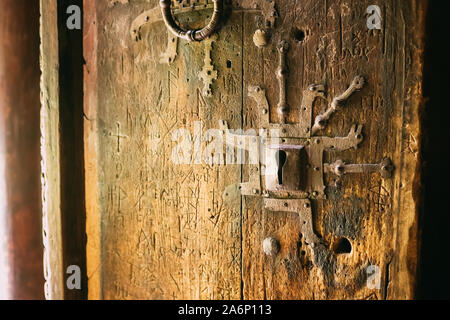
top-left (85, 0), bottom-right (243, 299)
top-left (84, 0), bottom-right (102, 300)
top-left (242, 0), bottom-right (426, 300)
top-left (40, 0), bottom-right (64, 300)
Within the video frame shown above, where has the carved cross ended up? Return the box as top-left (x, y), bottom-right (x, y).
top-left (109, 122), bottom-right (128, 153)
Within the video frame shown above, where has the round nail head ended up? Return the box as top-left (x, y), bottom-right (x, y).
top-left (253, 29), bottom-right (269, 48)
top-left (263, 237), bottom-right (280, 256)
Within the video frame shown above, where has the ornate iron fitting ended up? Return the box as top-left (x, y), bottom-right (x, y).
top-left (159, 0), bottom-right (223, 42)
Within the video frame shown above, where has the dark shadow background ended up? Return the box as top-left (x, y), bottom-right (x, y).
top-left (417, 1), bottom-right (450, 299)
top-left (57, 0), bottom-right (87, 300)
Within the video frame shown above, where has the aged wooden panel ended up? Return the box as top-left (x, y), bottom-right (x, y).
top-left (84, 0), bottom-right (102, 300)
top-left (241, 0), bottom-right (425, 300)
top-left (85, 0), bottom-right (243, 299)
top-left (85, 0), bottom-right (426, 299)
top-left (40, 0), bottom-right (64, 300)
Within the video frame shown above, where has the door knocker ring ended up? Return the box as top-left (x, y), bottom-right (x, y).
top-left (159, 0), bottom-right (223, 42)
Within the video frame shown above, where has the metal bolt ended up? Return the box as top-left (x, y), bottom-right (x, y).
top-left (263, 237), bottom-right (280, 256)
top-left (253, 188), bottom-right (259, 194)
top-left (313, 191), bottom-right (319, 197)
top-left (253, 29), bottom-right (269, 48)
top-left (262, 108), bottom-right (268, 114)
top-left (304, 203), bottom-right (310, 208)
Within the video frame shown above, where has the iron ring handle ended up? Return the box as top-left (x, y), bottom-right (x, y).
top-left (159, 0), bottom-right (223, 42)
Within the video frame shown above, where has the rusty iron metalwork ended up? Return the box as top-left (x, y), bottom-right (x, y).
top-left (277, 41), bottom-right (290, 123)
top-left (253, 29), bottom-right (269, 48)
top-left (246, 83), bottom-right (325, 138)
top-left (199, 36), bottom-right (218, 96)
top-left (265, 144), bottom-right (306, 192)
top-left (312, 75), bottom-right (365, 135)
top-left (131, 1), bottom-right (278, 69)
top-left (220, 69), bottom-right (392, 200)
top-left (131, 1), bottom-right (277, 41)
top-left (324, 158), bottom-right (394, 179)
top-left (262, 237), bottom-right (280, 256)
top-left (220, 41), bottom-right (394, 265)
top-left (159, 0), bottom-right (223, 42)
top-left (264, 199), bottom-right (323, 259)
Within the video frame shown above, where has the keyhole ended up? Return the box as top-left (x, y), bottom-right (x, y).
top-left (275, 150), bottom-right (287, 185)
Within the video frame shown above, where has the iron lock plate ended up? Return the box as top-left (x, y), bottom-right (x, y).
top-left (265, 144), bottom-right (306, 193)
top-left (219, 40), bottom-right (394, 268)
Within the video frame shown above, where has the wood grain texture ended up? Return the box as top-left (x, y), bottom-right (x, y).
top-left (41, 0), bottom-right (87, 300)
top-left (84, 0), bottom-right (426, 300)
top-left (86, 0), bottom-right (243, 300)
top-left (84, 0), bottom-right (102, 300)
top-left (40, 0), bottom-right (64, 300)
top-left (0, 0), bottom-right (45, 300)
top-left (242, 0), bottom-right (426, 300)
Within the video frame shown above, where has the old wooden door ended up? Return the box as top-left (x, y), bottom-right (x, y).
top-left (81, 0), bottom-right (425, 300)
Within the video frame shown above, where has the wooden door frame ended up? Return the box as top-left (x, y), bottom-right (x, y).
top-left (40, 0), bottom-right (86, 300)
top-left (0, 0), bottom-right (44, 300)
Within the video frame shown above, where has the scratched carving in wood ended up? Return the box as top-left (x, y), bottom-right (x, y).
top-left (84, 0), bottom-right (426, 300)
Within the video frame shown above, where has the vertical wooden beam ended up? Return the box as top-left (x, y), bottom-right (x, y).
top-left (40, 0), bottom-right (65, 300)
top-left (83, 0), bottom-right (101, 300)
top-left (41, 0), bottom-right (87, 299)
top-left (0, 0), bottom-right (44, 300)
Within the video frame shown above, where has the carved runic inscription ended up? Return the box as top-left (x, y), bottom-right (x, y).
top-left (220, 42), bottom-right (394, 267)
